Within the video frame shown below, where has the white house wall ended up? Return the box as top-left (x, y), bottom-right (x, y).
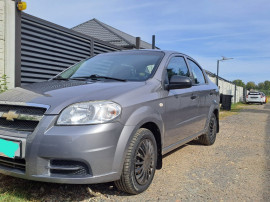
top-left (0, 0), bottom-right (5, 75)
top-left (0, 0), bottom-right (16, 89)
top-left (206, 73), bottom-right (244, 103)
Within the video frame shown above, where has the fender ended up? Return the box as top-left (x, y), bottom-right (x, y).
top-left (111, 106), bottom-right (164, 175)
top-left (204, 99), bottom-right (219, 133)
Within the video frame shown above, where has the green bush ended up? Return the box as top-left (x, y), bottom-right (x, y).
top-left (0, 74), bottom-right (8, 93)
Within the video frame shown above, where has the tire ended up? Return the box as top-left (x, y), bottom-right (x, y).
top-left (261, 102), bottom-right (263, 105)
top-left (198, 113), bottom-right (217, 146)
top-left (114, 128), bottom-right (157, 194)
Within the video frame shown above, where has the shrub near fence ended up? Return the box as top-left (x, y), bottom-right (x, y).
top-left (0, 74), bottom-right (8, 93)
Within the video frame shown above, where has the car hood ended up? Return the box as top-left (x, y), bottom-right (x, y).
top-left (0, 80), bottom-right (145, 114)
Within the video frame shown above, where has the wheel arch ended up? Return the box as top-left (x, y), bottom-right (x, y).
top-left (112, 107), bottom-right (164, 176)
top-left (140, 122), bottom-right (162, 169)
top-left (213, 108), bottom-right (219, 133)
top-left (205, 103), bottom-right (219, 134)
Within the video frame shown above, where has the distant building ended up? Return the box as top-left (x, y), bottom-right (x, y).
top-left (72, 18), bottom-right (155, 49)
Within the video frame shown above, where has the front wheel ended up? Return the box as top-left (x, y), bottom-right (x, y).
top-left (114, 128), bottom-right (157, 194)
top-left (198, 113), bottom-right (217, 146)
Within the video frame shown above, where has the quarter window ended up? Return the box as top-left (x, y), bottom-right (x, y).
top-left (166, 57), bottom-right (189, 81)
top-left (187, 59), bottom-right (206, 84)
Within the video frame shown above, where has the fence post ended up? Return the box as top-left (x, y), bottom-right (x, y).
top-left (243, 88), bottom-right (247, 103)
top-left (234, 84), bottom-right (237, 103)
top-left (136, 37), bottom-right (140, 49)
top-left (152, 35), bottom-right (155, 49)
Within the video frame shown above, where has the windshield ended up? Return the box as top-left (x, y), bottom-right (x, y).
top-left (58, 51), bottom-right (164, 81)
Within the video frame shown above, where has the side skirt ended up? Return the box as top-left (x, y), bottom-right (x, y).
top-left (162, 130), bottom-right (204, 155)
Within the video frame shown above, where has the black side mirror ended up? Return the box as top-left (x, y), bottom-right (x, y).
top-left (167, 75), bottom-right (192, 90)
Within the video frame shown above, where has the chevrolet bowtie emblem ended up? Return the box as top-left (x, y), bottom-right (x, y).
top-left (2, 111), bottom-right (19, 121)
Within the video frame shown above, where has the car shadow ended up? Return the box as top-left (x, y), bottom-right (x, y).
top-left (0, 174), bottom-right (130, 201)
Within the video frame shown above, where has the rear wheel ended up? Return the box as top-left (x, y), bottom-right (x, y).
top-left (198, 113), bottom-right (217, 146)
top-left (114, 128), bottom-right (157, 194)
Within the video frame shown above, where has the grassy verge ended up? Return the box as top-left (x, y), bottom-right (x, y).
top-left (219, 102), bottom-right (247, 120)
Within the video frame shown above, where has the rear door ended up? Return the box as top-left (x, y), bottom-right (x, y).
top-left (186, 58), bottom-right (211, 133)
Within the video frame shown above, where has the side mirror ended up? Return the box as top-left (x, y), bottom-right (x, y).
top-left (168, 75), bottom-right (192, 90)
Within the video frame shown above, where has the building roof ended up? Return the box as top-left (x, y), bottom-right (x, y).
top-left (72, 18), bottom-right (154, 49)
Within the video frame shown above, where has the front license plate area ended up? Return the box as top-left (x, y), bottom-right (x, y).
top-left (0, 138), bottom-right (21, 158)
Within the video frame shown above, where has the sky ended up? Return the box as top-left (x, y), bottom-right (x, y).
top-left (24, 0), bottom-right (270, 84)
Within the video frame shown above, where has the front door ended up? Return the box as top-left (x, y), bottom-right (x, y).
top-left (163, 56), bottom-right (199, 148)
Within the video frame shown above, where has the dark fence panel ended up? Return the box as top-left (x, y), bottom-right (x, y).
top-left (21, 13), bottom-right (122, 85)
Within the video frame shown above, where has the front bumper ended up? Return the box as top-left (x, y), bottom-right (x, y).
top-left (0, 115), bottom-right (132, 184)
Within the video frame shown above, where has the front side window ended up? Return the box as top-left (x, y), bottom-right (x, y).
top-left (187, 59), bottom-right (206, 85)
top-left (166, 56), bottom-right (189, 81)
top-left (59, 52), bottom-right (164, 81)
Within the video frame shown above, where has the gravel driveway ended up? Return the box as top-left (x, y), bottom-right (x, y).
top-left (0, 103), bottom-right (269, 201)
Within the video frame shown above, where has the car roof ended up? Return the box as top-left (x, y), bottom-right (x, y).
top-left (99, 49), bottom-right (198, 62)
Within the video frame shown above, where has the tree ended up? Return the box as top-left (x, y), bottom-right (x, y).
top-left (264, 80), bottom-right (270, 90)
top-left (246, 81), bottom-right (257, 90)
top-left (257, 82), bottom-right (265, 90)
top-left (233, 79), bottom-right (245, 88)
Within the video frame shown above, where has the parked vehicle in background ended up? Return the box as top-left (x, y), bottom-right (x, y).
top-left (246, 92), bottom-right (264, 105)
top-left (0, 50), bottom-right (219, 194)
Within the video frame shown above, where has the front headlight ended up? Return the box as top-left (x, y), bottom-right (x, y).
top-left (56, 101), bottom-right (121, 125)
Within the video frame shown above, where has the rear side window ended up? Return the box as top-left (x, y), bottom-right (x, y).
top-left (166, 57), bottom-right (189, 81)
top-left (187, 59), bottom-right (206, 85)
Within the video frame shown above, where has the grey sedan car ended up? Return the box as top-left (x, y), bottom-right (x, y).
top-left (0, 50), bottom-right (219, 194)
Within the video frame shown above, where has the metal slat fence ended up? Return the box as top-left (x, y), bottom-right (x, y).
top-left (21, 13), bottom-right (122, 85)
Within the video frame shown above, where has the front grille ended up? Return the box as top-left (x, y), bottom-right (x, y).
top-left (0, 156), bottom-right (26, 172)
top-left (50, 160), bottom-right (90, 176)
top-left (0, 105), bottom-right (47, 132)
top-left (0, 118), bottom-right (39, 131)
top-left (0, 105), bottom-right (46, 115)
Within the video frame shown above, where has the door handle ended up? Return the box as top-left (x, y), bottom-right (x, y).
top-left (191, 95), bottom-right (197, 100)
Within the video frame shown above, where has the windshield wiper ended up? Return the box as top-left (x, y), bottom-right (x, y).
top-left (52, 76), bottom-right (69, 80)
top-left (72, 74), bottom-right (127, 82)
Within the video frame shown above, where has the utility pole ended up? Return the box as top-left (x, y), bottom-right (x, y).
top-left (216, 56), bottom-right (233, 87)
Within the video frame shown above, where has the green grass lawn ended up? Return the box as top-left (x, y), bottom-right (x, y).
top-left (219, 102), bottom-right (251, 119)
